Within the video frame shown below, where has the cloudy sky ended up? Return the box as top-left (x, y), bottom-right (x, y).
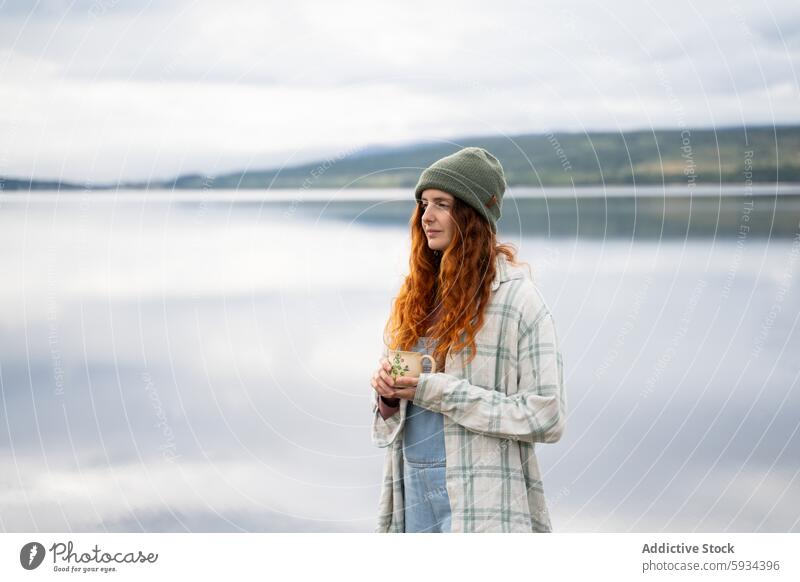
top-left (1, 0), bottom-right (798, 183)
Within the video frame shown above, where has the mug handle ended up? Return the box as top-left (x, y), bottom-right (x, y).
top-left (421, 354), bottom-right (437, 374)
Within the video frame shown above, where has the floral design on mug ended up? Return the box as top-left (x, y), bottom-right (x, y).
top-left (390, 353), bottom-right (410, 379)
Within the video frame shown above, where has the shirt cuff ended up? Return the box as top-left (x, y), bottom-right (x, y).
top-left (413, 372), bottom-right (447, 413)
top-left (378, 395), bottom-right (400, 419)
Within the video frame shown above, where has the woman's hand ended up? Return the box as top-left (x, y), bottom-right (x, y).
top-left (371, 358), bottom-right (400, 403)
top-left (389, 375), bottom-right (418, 400)
top-left (371, 358), bottom-right (418, 402)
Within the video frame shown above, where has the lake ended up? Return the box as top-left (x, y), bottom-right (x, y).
top-left (0, 188), bottom-right (798, 532)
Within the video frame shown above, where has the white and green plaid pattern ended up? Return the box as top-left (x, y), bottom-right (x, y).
top-left (371, 253), bottom-right (567, 533)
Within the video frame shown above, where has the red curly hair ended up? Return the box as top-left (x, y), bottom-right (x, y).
top-left (383, 196), bottom-right (528, 369)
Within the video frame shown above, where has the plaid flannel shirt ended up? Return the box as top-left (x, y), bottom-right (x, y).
top-left (371, 253), bottom-right (567, 532)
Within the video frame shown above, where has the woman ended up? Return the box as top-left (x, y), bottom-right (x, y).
top-left (370, 146), bottom-right (567, 533)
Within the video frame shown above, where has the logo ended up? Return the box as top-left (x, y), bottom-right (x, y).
top-left (20, 542), bottom-right (46, 570)
top-left (18, 539), bottom-right (159, 574)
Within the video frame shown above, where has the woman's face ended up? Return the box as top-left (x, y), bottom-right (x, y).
top-left (419, 189), bottom-right (456, 251)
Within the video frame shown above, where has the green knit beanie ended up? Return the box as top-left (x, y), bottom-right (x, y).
top-left (414, 146), bottom-right (506, 232)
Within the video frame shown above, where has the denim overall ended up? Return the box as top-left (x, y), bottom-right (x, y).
top-left (402, 336), bottom-right (452, 533)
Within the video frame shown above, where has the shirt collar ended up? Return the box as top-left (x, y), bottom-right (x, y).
top-left (491, 253), bottom-right (529, 291)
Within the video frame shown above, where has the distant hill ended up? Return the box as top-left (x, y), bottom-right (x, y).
top-left (1, 177), bottom-right (87, 191)
top-left (3, 125), bottom-right (799, 191)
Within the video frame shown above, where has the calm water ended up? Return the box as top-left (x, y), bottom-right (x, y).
top-left (0, 189), bottom-right (798, 532)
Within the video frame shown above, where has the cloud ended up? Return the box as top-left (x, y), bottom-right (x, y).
top-left (0, 456), bottom-right (380, 531)
top-left (0, 0), bottom-right (798, 181)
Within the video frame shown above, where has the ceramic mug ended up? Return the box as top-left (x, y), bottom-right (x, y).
top-left (387, 349), bottom-right (437, 379)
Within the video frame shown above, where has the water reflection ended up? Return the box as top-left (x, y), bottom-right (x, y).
top-left (0, 190), bottom-right (797, 532)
